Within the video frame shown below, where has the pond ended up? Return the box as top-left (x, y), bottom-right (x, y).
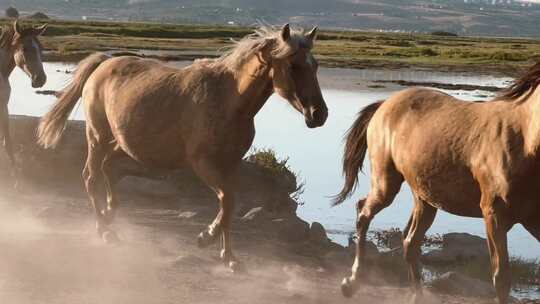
top-left (7, 62), bottom-right (539, 261)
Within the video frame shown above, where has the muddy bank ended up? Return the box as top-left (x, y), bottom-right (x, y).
top-left (371, 80), bottom-right (501, 92)
top-left (1, 115), bottom-right (538, 303)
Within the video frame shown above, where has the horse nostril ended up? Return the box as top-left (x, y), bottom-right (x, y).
top-left (33, 75), bottom-right (46, 88)
top-left (311, 108), bottom-right (323, 123)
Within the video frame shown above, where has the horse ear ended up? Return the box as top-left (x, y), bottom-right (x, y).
top-left (306, 26), bottom-right (318, 42)
top-left (34, 24), bottom-right (48, 36)
top-left (13, 20), bottom-right (22, 35)
top-left (280, 24), bottom-right (290, 42)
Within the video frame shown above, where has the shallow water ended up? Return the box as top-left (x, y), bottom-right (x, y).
top-left (7, 63), bottom-right (539, 260)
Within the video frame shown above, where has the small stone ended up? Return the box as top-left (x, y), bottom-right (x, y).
top-left (178, 211), bottom-right (197, 219)
top-left (430, 271), bottom-right (494, 298)
top-left (241, 207), bottom-right (265, 221)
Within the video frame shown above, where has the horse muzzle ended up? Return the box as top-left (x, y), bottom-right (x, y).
top-left (32, 74), bottom-right (47, 88)
top-left (304, 105), bottom-right (328, 129)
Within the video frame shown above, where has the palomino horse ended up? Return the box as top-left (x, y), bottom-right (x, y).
top-left (335, 63), bottom-right (540, 303)
top-left (0, 21), bottom-right (47, 184)
top-left (37, 24), bottom-right (328, 271)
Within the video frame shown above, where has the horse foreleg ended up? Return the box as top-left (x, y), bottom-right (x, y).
top-left (217, 186), bottom-right (239, 271)
top-left (341, 170), bottom-right (402, 297)
top-left (481, 195), bottom-right (512, 304)
top-left (0, 103), bottom-right (18, 188)
top-left (403, 198), bottom-right (437, 304)
top-left (192, 157), bottom-right (240, 272)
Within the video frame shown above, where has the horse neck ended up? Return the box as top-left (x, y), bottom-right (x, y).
top-left (0, 48), bottom-right (16, 79)
top-left (522, 89), bottom-right (540, 157)
top-left (228, 55), bottom-right (273, 119)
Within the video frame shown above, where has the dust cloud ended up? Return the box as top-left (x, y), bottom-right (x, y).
top-left (0, 191), bottom-right (445, 304)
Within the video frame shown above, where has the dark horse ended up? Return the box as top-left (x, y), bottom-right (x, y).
top-left (37, 25), bottom-right (327, 271)
top-left (335, 63), bottom-right (540, 303)
top-left (0, 21), bottom-right (47, 185)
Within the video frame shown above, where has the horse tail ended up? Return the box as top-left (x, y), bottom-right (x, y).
top-left (37, 52), bottom-right (111, 148)
top-left (333, 100), bottom-right (384, 205)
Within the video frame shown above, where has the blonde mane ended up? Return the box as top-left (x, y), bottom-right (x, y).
top-left (0, 25), bottom-right (16, 50)
top-left (211, 25), bottom-right (313, 70)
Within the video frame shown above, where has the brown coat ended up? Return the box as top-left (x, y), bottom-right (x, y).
top-left (37, 25), bottom-right (328, 271)
top-left (336, 64), bottom-right (540, 304)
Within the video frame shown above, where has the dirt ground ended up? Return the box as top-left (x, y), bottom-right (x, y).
top-left (1, 178), bottom-right (537, 304)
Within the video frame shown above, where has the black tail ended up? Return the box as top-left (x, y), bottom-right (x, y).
top-left (333, 101), bottom-right (384, 205)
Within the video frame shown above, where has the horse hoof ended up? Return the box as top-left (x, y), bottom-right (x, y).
top-left (197, 231), bottom-right (217, 248)
top-left (102, 230), bottom-right (121, 244)
top-left (102, 210), bottom-right (115, 226)
top-left (228, 260), bottom-right (245, 273)
top-left (12, 180), bottom-right (20, 192)
top-left (341, 277), bottom-right (355, 298)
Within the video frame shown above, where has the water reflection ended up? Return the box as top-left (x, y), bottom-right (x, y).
top-left (8, 62), bottom-right (539, 259)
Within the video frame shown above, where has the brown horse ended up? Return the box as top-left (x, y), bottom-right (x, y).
top-left (37, 24), bottom-right (327, 271)
top-left (0, 21), bottom-right (47, 185)
top-left (335, 63), bottom-right (540, 303)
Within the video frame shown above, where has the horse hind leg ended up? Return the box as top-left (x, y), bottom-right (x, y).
top-left (83, 128), bottom-right (119, 243)
top-left (403, 197), bottom-right (437, 304)
top-left (101, 142), bottom-right (127, 226)
top-left (481, 195), bottom-right (513, 304)
top-left (341, 164), bottom-right (403, 297)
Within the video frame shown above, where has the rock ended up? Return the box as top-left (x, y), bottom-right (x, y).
top-left (241, 207), bottom-right (265, 221)
top-left (324, 249), bottom-right (354, 270)
top-left (346, 240), bottom-right (379, 258)
top-left (430, 271), bottom-right (495, 298)
top-left (423, 232), bottom-right (489, 265)
top-left (274, 217), bottom-right (309, 243)
top-left (118, 176), bottom-right (180, 198)
top-left (309, 222), bottom-right (329, 244)
top-left (370, 228), bottom-right (402, 250)
top-left (387, 230), bottom-right (403, 250)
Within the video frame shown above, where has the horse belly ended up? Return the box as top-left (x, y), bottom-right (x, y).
top-left (114, 127), bottom-right (187, 169)
top-left (406, 169), bottom-right (483, 218)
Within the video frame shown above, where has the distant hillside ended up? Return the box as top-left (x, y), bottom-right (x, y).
top-left (2, 0), bottom-right (540, 37)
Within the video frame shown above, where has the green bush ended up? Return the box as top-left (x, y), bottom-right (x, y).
top-left (383, 39), bottom-right (414, 47)
top-left (245, 148), bottom-right (305, 201)
top-left (419, 47), bottom-right (439, 56)
top-left (489, 51), bottom-right (527, 62)
top-left (430, 30), bottom-right (458, 37)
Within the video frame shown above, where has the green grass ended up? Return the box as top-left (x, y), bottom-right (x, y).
top-left (7, 17), bottom-right (540, 74)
